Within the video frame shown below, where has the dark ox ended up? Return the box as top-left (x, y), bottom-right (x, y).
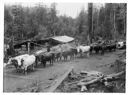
top-left (90, 45), bottom-right (104, 55)
top-left (54, 52), bottom-right (62, 62)
top-left (40, 53), bottom-right (55, 67)
top-left (104, 44), bottom-right (116, 52)
top-left (61, 48), bottom-right (77, 61)
top-left (70, 48), bottom-right (78, 58)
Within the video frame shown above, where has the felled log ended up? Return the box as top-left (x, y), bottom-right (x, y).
top-left (80, 71), bottom-right (103, 76)
top-left (67, 81), bottom-right (79, 85)
top-left (46, 66), bottom-right (74, 92)
top-left (103, 71), bottom-right (125, 81)
top-left (78, 71), bottom-right (125, 86)
top-left (79, 75), bottom-right (98, 83)
top-left (77, 76), bottom-right (103, 86)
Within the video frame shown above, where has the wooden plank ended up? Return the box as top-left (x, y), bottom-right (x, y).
top-left (46, 66), bottom-right (73, 92)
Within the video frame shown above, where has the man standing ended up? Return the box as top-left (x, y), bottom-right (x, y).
top-left (46, 42), bottom-right (51, 52)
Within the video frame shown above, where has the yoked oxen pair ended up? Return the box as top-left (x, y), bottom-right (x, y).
top-left (61, 48), bottom-right (76, 61)
top-left (36, 52), bottom-right (55, 67)
top-left (7, 54), bottom-right (36, 75)
top-left (90, 40), bottom-right (117, 55)
top-left (54, 52), bottom-right (62, 62)
top-left (90, 43), bottom-right (105, 55)
top-left (104, 43), bottom-right (116, 52)
top-left (52, 45), bottom-right (77, 61)
top-left (51, 45), bottom-right (62, 62)
top-left (77, 45), bottom-right (90, 57)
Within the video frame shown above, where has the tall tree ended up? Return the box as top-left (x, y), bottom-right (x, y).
top-left (88, 3), bottom-right (93, 44)
top-left (47, 3), bottom-right (58, 36)
top-left (11, 5), bottom-right (25, 40)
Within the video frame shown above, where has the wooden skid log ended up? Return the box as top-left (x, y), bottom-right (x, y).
top-left (46, 66), bottom-right (74, 92)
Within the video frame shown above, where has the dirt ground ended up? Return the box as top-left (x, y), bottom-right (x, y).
top-left (3, 49), bottom-right (125, 92)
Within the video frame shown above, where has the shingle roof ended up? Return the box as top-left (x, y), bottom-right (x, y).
top-left (51, 35), bottom-right (74, 43)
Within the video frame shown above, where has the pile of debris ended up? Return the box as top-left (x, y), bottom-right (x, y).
top-left (55, 50), bottom-right (126, 93)
top-left (55, 70), bottom-right (125, 92)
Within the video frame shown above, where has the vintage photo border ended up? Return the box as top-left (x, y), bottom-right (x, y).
top-left (0, 0), bottom-right (128, 94)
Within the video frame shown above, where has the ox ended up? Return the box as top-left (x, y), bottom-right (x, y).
top-left (117, 41), bottom-right (126, 49)
top-left (60, 48), bottom-right (77, 61)
top-left (20, 54), bottom-right (36, 75)
top-left (70, 48), bottom-right (78, 58)
top-left (61, 50), bottom-right (72, 61)
top-left (39, 52), bottom-right (55, 67)
top-left (7, 54), bottom-right (36, 75)
top-left (54, 52), bottom-right (62, 62)
top-left (7, 54), bottom-right (29, 71)
top-left (105, 44), bottom-right (116, 52)
top-left (77, 45), bottom-right (90, 57)
top-left (90, 44), bottom-right (105, 55)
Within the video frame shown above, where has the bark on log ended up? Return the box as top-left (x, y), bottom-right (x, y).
top-left (77, 76), bottom-right (103, 86)
top-left (79, 75), bottom-right (98, 83)
top-left (80, 71), bottom-right (102, 76)
top-left (46, 66), bottom-right (74, 92)
top-left (104, 71), bottom-right (125, 81)
top-left (78, 71), bottom-right (125, 87)
top-left (67, 81), bottom-right (79, 85)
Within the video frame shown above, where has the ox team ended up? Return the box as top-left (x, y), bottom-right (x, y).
top-left (6, 40), bottom-right (126, 75)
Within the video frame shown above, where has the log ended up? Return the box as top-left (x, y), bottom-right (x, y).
top-left (79, 76), bottom-right (97, 83)
top-left (80, 70), bottom-right (103, 76)
top-left (78, 71), bottom-right (125, 87)
top-left (80, 71), bottom-right (89, 75)
top-left (67, 81), bottom-right (79, 85)
top-left (77, 76), bottom-right (103, 86)
top-left (103, 71), bottom-right (125, 81)
top-left (46, 66), bottom-right (74, 92)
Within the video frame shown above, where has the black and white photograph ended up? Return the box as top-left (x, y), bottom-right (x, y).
top-left (3, 0), bottom-right (127, 93)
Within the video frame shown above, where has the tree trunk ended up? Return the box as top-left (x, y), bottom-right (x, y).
top-left (88, 3), bottom-right (93, 44)
top-left (124, 13), bottom-right (126, 39)
top-left (113, 5), bottom-right (117, 40)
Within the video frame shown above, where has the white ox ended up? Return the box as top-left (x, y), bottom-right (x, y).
top-left (77, 45), bottom-right (90, 57)
top-left (20, 54), bottom-right (36, 75)
top-left (117, 41), bottom-right (125, 49)
top-left (7, 54), bottom-right (29, 66)
top-left (7, 54), bottom-right (36, 75)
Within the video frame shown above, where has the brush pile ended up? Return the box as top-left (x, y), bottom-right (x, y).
top-left (56, 69), bottom-right (125, 92)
